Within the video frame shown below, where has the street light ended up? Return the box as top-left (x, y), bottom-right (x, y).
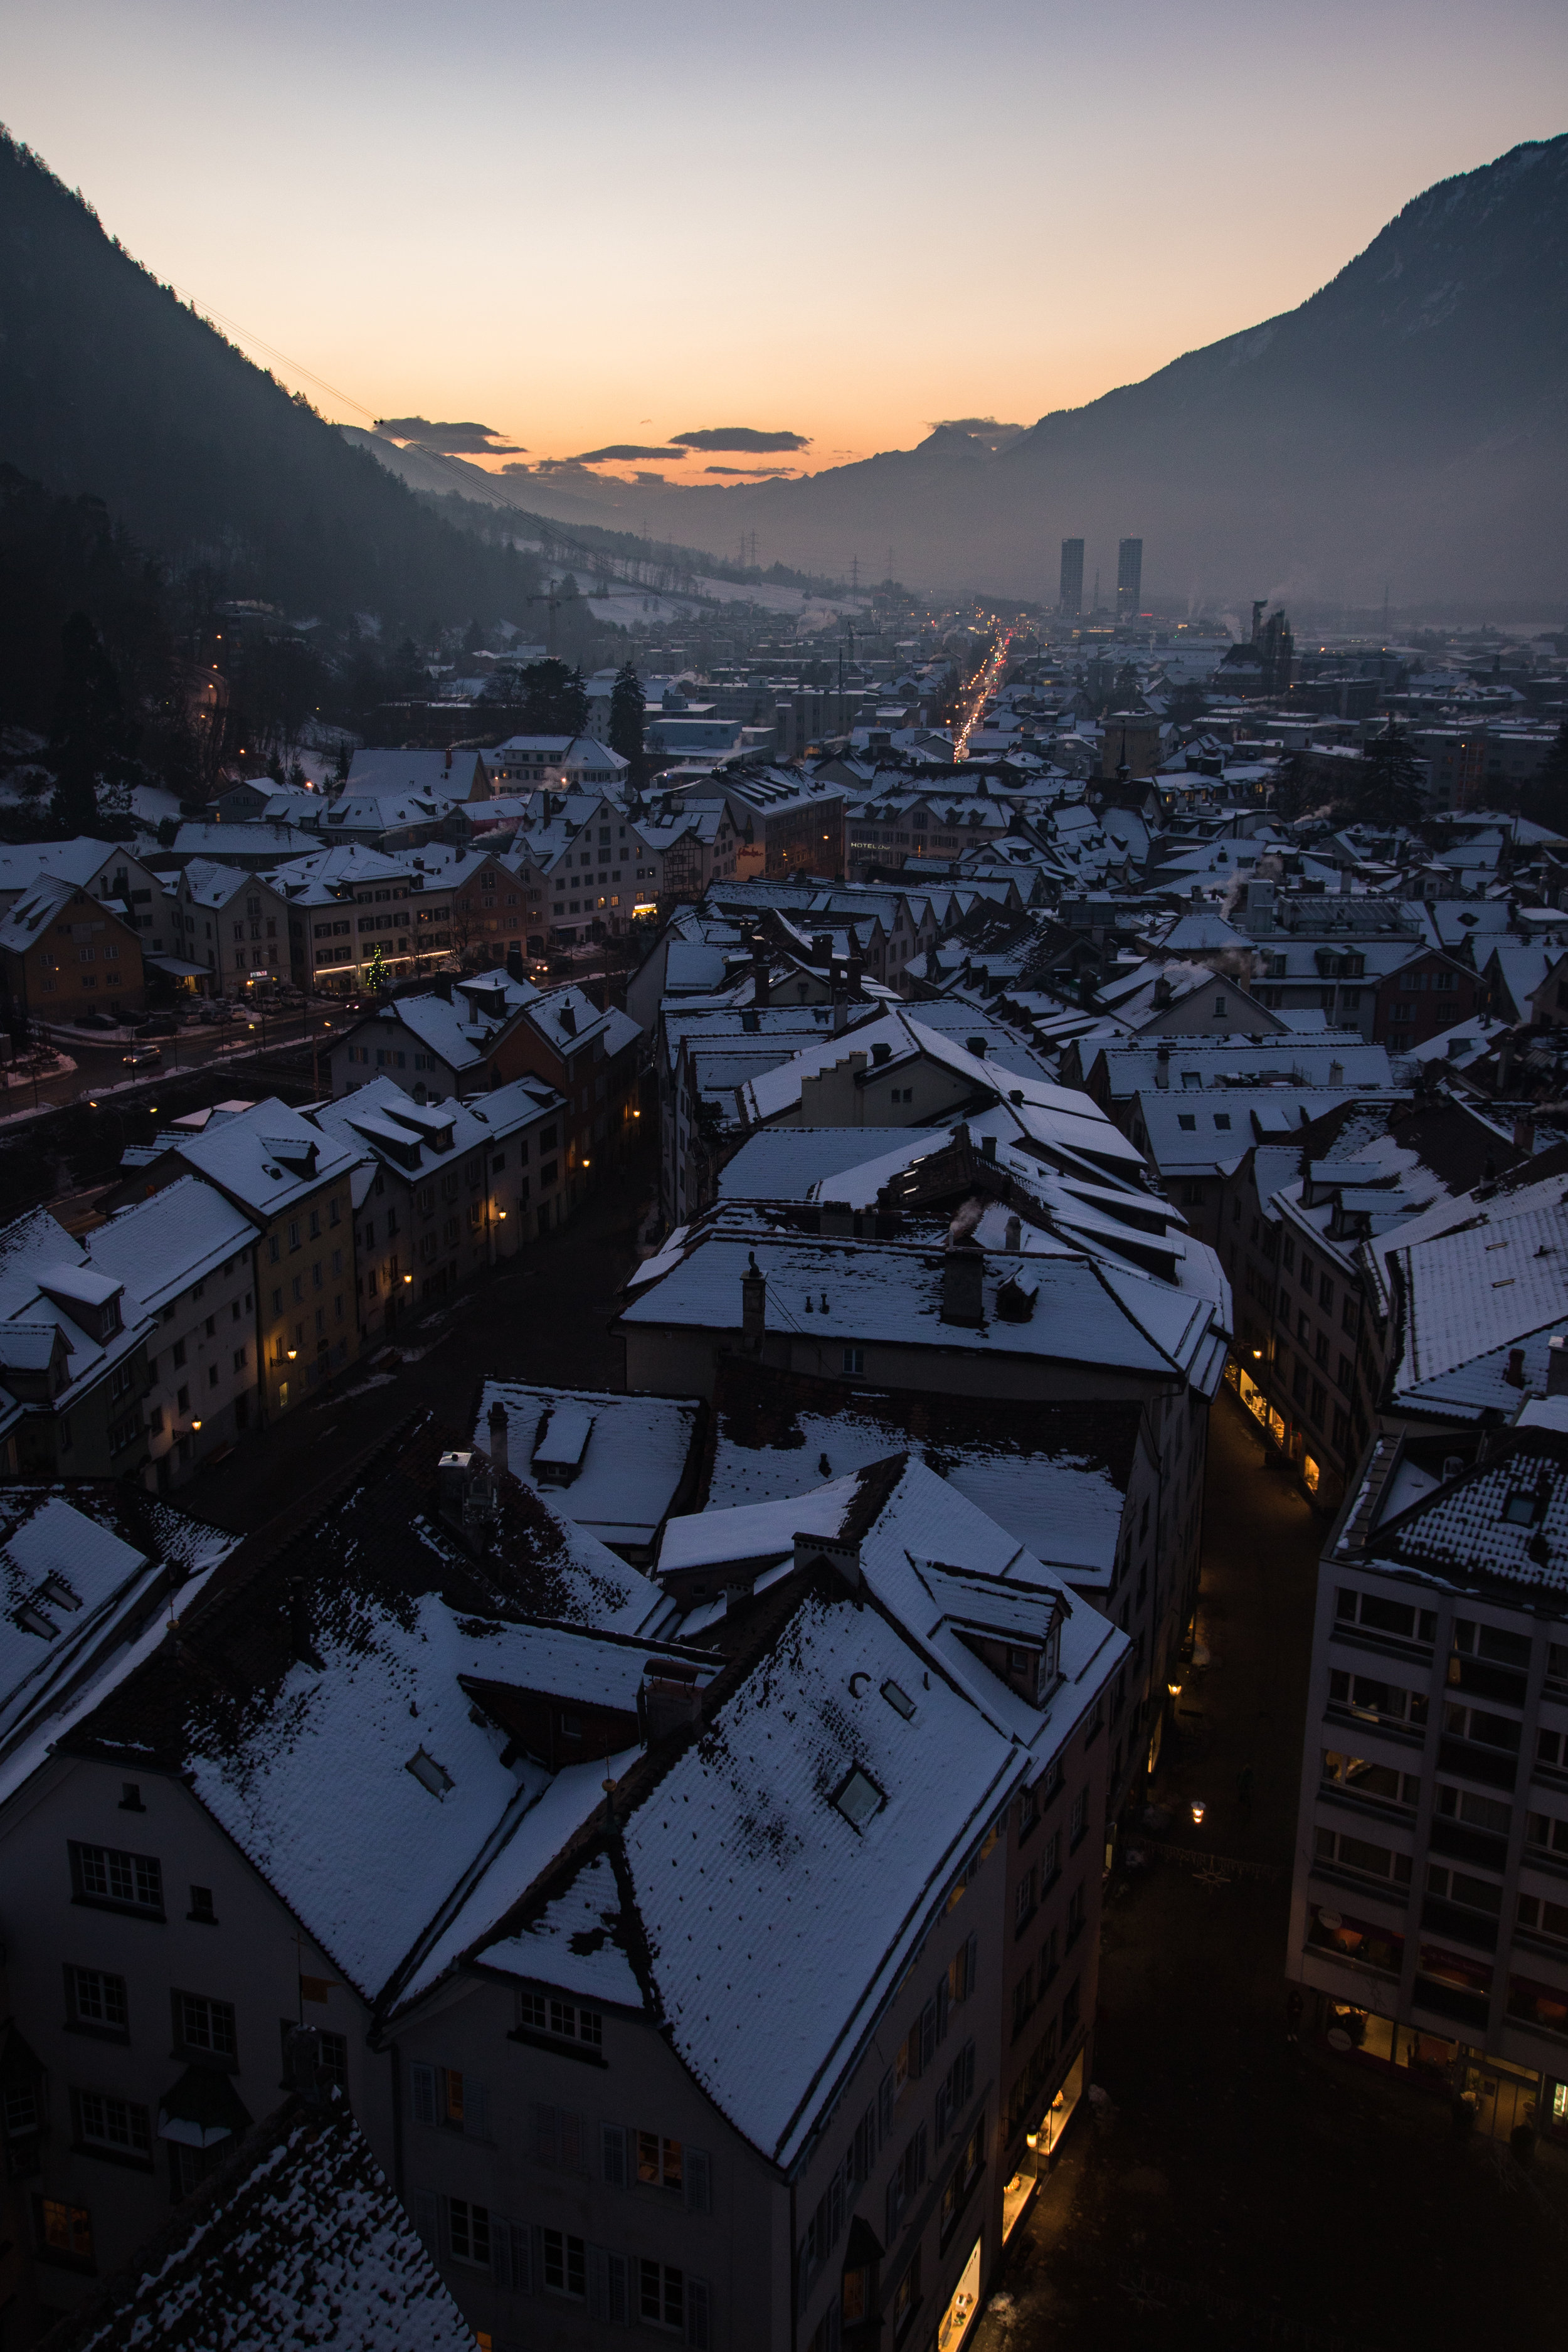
top-left (1190, 1798), bottom-right (1206, 1826)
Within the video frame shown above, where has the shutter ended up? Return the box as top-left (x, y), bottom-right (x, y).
top-left (410, 2063), bottom-right (436, 2127)
top-left (607, 2250), bottom-right (629, 2324)
top-left (685, 2146), bottom-right (711, 2214)
top-left (504, 2220), bottom-right (531, 2293)
top-left (601, 2121), bottom-right (628, 2187)
top-left (464, 2082), bottom-right (489, 2142)
top-left (588, 2244), bottom-right (610, 2321)
top-left (491, 2213), bottom-right (514, 2289)
top-left (961, 2040), bottom-right (975, 2102)
top-left (686, 2274), bottom-right (711, 2349)
top-left (561, 2107), bottom-right (583, 2173)
top-left (914, 2123), bottom-right (928, 2187)
top-left (965, 1931), bottom-right (977, 1993)
top-left (935, 2081), bottom-right (951, 2144)
top-left (936, 1974), bottom-right (950, 2043)
top-left (531, 2102), bottom-right (558, 2167)
top-left (411, 2188), bottom-right (439, 2255)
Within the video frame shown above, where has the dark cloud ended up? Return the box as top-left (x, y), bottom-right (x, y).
top-left (376, 417), bottom-right (527, 455)
top-left (669, 426), bottom-right (809, 453)
top-left (571, 444), bottom-right (689, 464)
top-left (704, 465), bottom-right (790, 477)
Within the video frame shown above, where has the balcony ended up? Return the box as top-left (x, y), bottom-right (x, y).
top-left (1436, 1736), bottom-right (1517, 1793)
top-left (1419, 1896), bottom-right (1498, 1954)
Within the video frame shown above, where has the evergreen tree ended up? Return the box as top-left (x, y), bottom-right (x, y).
top-left (1355, 723), bottom-right (1426, 829)
top-left (48, 609), bottom-right (133, 834)
top-left (519, 659), bottom-right (589, 736)
top-left (608, 660), bottom-right (645, 766)
top-left (332, 738), bottom-right (352, 788)
top-left (462, 618), bottom-right (485, 658)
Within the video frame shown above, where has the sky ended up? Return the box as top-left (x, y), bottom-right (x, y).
top-left (3, 0), bottom-right (1565, 486)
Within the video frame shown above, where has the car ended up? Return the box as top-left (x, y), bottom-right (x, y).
top-left (137, 1014), bottom-right (178, 1037)
top-left (122, 1046), bottom-right (162, 1069)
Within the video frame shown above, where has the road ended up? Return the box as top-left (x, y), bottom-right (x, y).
top-left (1, 1004), bottom-right (341, 1121)
top-left (972, 1394), bottom-right (1568, 2352)
top-left (953, 629), bottom-right (1014, 760)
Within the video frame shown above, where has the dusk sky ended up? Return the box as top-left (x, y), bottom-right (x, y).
top-left (4, 0), bottom-right (1564, 482)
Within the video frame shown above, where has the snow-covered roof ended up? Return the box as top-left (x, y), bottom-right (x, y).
top-left (475, 1381), bottom-right (699, 1552)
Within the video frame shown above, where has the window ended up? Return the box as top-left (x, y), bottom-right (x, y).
top-left (1328, 1670), bottom-right (1427, 1731)
top-left (1069, 1789), bottom-right (1088, 1848)
top-left (70, 1842), bottom-right (162, 1915)
top-left (189, 1884), bottom-right (216, 1923)
top-left (531, 2100), bottom-right (583, 2169)
top-left (891, 2250), bottom-right (921, 2339)
top-left (885, 2123), bottom-right (927, 2240)
top-left (73, 2090), bottom-right (151, 2163)
top-left (543, 2228), bottom-right (586, 2299)
top-left (1334, 1590), bottom-right (1438, 1644)
top-left (637, 2130), bottom-right (683, 2191)
top-left (637, 2259), bottom-right (691, 2333)
top-left (1315, 1826), bottom-right (1412, 1884)
top-left (1443, 1703), bottom-right (1521, 1753)
top-left (176, 1991), bottom-right (237, 2060)
top-left (36, 2198), bottom-right (93, 2267)
top-left (1321, 1750), bottom-right (1421, 1807)
top-left (517, 1991), bottom-right (602, 2046)
top-left (67, 1967), bottom-right (128, 2035)
top-left (834, 1767), bottom-right (884, 1828)
top-left (842, 1347), bottom-right (865, 1375)
top-left (426, 2190), bottom-right (490, 2274)
top-left (1517, 1892), bottom-right (1568, 1944)
top-left (939, 2112), bottom-right (985, 2243)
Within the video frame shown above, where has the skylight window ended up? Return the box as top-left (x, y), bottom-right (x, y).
top-left (880, 1679), bottom-right (916, 1720)
top-left (1214, 1113), bottom-right (1232, 1130)
top-left (1177, 1115), bottom-right (1196, 1131)
top-left (405, 1747), bottom-right (454, 1799)
top-left (1502, 1493), bottom-right (1537, 1527)
top-left (834, 1767), bottom-right (885, 1830)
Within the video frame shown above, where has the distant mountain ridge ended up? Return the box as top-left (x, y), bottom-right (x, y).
top-left (401, 136), bottom-right (1568, 608)
top-left (0, 133), bottom-right (537, 625)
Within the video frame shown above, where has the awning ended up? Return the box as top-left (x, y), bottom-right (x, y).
top-left (146, 954), bottom-right (212, 980)
top-left (157, 2064), bottom-right (253, 2149)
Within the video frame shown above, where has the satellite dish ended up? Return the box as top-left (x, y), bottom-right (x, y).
top-left (1318, 1909), bottom-right (1343, 1932)
top-left (1326, 2028), bottom-right (1353, 2053)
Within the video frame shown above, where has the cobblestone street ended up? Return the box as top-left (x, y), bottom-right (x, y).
top-left (973, 1394), bottom-right (1568, 2352)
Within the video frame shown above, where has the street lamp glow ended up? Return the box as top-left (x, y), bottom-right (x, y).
top-left (1190, 1798), bottom-right (1206, 1826)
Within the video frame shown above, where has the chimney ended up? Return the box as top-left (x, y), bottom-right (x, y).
top-left (941, 1242), bottom-right (985, 1328)
top-left (1506, 1347), bottom-right (1526, 1389)
top-left (1329, 1060), bottom-right (1344, 1087)
top-left (1005, 1213), bottom-right (1022, 1251)
top-left (1340, 863), bottom-right (1352, 895)
top-left (1550, 1336), bottom-right (1568, 1396)
top-left (967, 1037), bottom-right (987, 1060)
top-left (486, 1400), bottom-right (509, 1475)
top-left (751, 940), bottom-right (770, 1009)
top-left (1514, 1114), bottom-right (1535, 1155)
top-left (741, 1251), bottom-right (767, 1345)
top-left (871, 1041), bottom-right (892, 1066)
top-left (848, 945), bottom-right (864, 995)
top-left (1155, 1044), bottom-right (1170, 1089)
top-left (285, 2024), bottom-right (326, 2106)
top-left (642, 1661), bottom-right (704, 1743)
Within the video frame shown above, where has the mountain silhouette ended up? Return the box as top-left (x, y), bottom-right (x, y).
top-left (413, 136), bottom-right (1568, 610)
top-left (0, 132), bottom-right (536, 624)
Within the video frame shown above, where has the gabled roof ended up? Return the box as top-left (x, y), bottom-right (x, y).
top-left (42, 2092), bottom-right (474, 2352)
